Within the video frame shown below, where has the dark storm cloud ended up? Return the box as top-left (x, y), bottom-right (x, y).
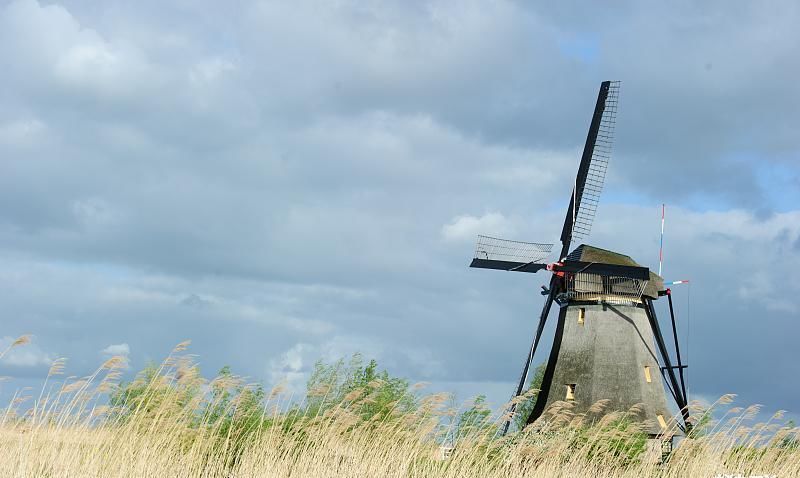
top-left (0, 0), bottom-right (798, 416)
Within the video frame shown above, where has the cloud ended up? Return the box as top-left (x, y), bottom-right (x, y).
top-left (267, 343), bottom-right (316, 396)
top-left (0, 336), bottom-right (54, 367)
top-left (100, 343), bottom-right (130, 357)
top-left (1, 0), bottom-right (154, 98)
top-left (267, 336), bottom-right (388, 393)
top-left (441, 213), bottom-right (516, 243)
top-left (267, 335), bottom-right (447, 396)
top-left (0, 0), bottom-right (797, 418)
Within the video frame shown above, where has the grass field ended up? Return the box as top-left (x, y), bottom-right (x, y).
top-left (0, 338), bottom-right (797, 477)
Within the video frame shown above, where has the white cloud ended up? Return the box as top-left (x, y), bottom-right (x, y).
top-left (267, 335), bottom-right (447, 397)
top-left (267, 338), bottom-right (382, 393)
top-left (441, 212), bottom-right (516, 243)
top-left (0, 336), bottom-right (53, 367)
top-left (268, 343), bottom-right (316, 395)
top-left (274, 338), bottom-right (381, 393)
top-left (100, 343), bottom-right (130, 357)
top-left (56, 42), bottom-right (120, 82)
top-left (1, 0), bottom-right (154, 96)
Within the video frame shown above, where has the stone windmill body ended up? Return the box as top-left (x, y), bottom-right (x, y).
top-left (470, 81), bottom-right (689, 436)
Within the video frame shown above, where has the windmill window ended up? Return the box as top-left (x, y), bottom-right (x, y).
top-left (578, 308), bottom-right (585, 325)
top-left (565, 384), bottom-right (576, 401)
top-left (644, 366), bottom-right (652, 383)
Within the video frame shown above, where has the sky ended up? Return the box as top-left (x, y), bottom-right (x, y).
top-left (1, 0), bottom-right (799, 419)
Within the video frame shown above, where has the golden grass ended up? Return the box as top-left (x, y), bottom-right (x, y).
top-left (0, 341), bottom-right (797, 478)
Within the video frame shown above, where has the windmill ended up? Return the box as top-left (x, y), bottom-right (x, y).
top-left (470, 81), bottom-right (690, 436)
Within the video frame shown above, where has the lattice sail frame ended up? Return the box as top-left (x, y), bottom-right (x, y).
top-left (473, 235), bottom-right (553, 263)
top-left (571, 81), bottom-right (620, 241)
top-left (564, 271), bottom-right (648, 305)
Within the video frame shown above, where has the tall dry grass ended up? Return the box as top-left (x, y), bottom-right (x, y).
top-left (0, 338), bottom-right (797, 477)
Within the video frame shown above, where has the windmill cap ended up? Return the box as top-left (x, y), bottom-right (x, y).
top-left (567, 244), bottom-right (665, 299)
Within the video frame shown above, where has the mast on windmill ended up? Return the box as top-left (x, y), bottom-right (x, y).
top-left (469, 81), bottom-right (690, 437)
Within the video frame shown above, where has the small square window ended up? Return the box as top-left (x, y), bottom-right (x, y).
top-left (578, 308), bottom-right (585, 325)
top-left (565, 384), bottom-right (576, 400)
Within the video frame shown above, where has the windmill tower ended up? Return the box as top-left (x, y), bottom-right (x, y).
top-left (470, 82), bottom-right (689, 436)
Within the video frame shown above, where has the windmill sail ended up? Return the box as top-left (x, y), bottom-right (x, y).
top-left (470, 236), bottom-right (553, 272)
top-left (500, 81), bottom-right (622, 435)
top-left (559, 81), bottom-right (620, 258)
